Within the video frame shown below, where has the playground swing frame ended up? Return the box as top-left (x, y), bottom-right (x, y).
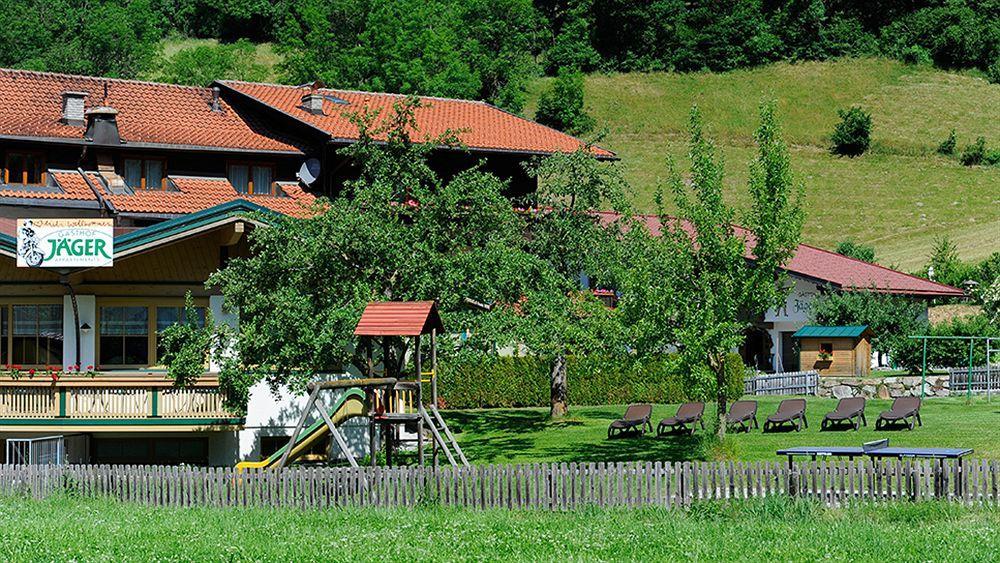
top-left (907, 335), bottom-right (999, 401)
top-left (273, 301), bottom-right (467, 470)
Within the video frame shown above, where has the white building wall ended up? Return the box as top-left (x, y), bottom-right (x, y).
top-left (208, 295), bottom-right (237, 373)
top-left (762, 276), bottom-right (820, 372)
top-left (238, 378), bottom-right (370, 463)
top-left (62, 294), bottom-right (96, 371)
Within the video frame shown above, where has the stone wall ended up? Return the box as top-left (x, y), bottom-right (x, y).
top-left (817, 374), bottom-right (950, 399)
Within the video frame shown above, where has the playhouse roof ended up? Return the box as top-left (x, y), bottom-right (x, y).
top-left (792, 325), bottom-right (872, 339)
top-left (354, 301), bottom-right (445, 337)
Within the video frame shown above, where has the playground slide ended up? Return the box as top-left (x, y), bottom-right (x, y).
top-left (236, 388), bottom-right (367, 471)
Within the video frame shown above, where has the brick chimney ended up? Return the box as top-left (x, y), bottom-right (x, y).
top-left (61, 91), bottom-right (88, 125)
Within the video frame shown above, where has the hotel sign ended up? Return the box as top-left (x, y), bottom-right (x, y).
top-left (17, 218), bottom-right (114, 268)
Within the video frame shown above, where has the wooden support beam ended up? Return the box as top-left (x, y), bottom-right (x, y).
top-left (218, 221), bottom-right (245, 247)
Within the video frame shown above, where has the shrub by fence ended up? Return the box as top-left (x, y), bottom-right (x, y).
top-left (438, 355), bottom-right (689, 409)
top-left (0, 460), bottom-right (995, 510)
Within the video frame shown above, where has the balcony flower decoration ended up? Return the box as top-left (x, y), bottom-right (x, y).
top-left (1, 363), bottom-right (98, 381)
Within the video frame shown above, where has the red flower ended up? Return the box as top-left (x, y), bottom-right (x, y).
top-left (50, 372), bottom-right (59, 381)
top-left (28, 368), bottom-right (35, 376)
top-left (86, 365), bottom-right (94, 371)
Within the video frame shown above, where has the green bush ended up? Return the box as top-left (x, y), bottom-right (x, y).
top-left (988, 59), bottom-right (1000, 85)
top-left (936, 129), bottom-right (957, 156)
top-left (900, 45), bottom-right (932, 66)
top-left (534, 67), bottom-right (595, 136)
top-left (830, 106), bottom-right (872, 157)
top-left (959, 136), bottom-right (987, 166)
top-left (892, 314), bottom-right (1000, 372)
top-left (835, 240), bottom-right (876, 262)
top-left (438, 354), bottom-right (690, 409)
top-left (158, 40), bottom-right (269, 87)
top-left (722, 352), bottom-right (748, 401)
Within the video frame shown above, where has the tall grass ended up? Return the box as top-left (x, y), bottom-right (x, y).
top-left (2, 494), bottom-right (998, 561)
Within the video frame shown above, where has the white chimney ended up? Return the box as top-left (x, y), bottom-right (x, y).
top-left (300, 93), bottom-right (324, 115)
top-left (61, 91), bottom-right (88, 125)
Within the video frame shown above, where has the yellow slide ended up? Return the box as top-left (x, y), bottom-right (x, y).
top-left (236, 388), bottom-right (367, 470)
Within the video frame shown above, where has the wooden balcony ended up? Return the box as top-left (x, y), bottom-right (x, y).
top-left (0, 373), bottom-right (243, 427)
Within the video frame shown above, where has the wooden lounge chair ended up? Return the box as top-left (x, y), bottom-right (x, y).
top-left (763, 398), bottom-right (808, 432)
top-left (821, 397), bottom-right (866, 431)
top-left (607, 404), bottom-right (653, 438)
top-left (656, 402), bottom-right (705, 436)
top-left (876, 397), bottom-right (922, 430)
top-left (726, 400), bottom-right (758, 433)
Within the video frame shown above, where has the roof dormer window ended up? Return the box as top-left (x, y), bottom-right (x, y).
top-left (123, 157), bottom-right (165, 190)
top-left (228, 162), bottom-right (275, 196)
top-left (4, 151), bottom-right (46, 186)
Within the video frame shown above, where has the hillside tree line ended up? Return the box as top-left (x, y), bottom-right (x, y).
top-left (0, 0), bottom-right (996, 112)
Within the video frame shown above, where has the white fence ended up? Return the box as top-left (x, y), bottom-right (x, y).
top-left (744, 370), bottom-right (819, 396)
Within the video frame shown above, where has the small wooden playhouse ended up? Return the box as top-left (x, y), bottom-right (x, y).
top-left (792, 325), bottom-right (874, 377)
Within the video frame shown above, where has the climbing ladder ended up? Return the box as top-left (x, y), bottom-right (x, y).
top-left (418, 403), bottom-right (469, 467)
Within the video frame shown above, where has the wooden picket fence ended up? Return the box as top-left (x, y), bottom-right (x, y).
top-left (744, 370), bottom-right (819, 396)
top-left (948, 366), bottom-right (999, 393)
top-left (2, 459), bottom-right (998, 510)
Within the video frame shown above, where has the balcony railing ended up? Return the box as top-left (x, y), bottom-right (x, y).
top-left (0, 373), bottom-right (240, 421)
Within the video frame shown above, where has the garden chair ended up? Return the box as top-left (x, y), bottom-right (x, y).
top-left (656, 402), bottom-right (705, 436)
top-left (607, 404), bottom-right (653, 439)
top-left (821, 397), bottom-right (866, 431)
top-left (726, 400), bottom-right (759, 433)
top-left (763, 398), bottom-right (808, 432)
top-left (876, 396), bottom-right (922, 430)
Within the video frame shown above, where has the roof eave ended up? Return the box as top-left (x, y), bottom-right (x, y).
top-left (0, 134), bottom-right (304, 156)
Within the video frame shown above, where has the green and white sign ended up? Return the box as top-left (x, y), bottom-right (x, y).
top-left (17, 218), bottom-right (114, 268)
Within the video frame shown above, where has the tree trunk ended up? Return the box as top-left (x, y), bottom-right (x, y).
top-left (550, 354), bottom-right (568, 419)
top-left (713, 358), bottom-right (727, 440)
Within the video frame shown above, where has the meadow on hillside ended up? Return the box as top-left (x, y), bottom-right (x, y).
top-left (527, 59), bottom-right (1000, 270)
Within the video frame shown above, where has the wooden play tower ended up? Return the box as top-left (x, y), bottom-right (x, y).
top-left (276, 301), bottom-right (468, 469)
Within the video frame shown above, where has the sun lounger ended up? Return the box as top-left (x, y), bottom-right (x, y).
top-left (876, 397), bottom-right (922, 430)
top-left (821, 397), bottom-right (866, 431)
top-left (656, 402), bottom-right (705, 436)
top-left (726, 400), bottom-right (758, 433)
top-left (608, 404), bottom-right (653, 438)
top-left (763, 398), bottom-right (808, 432)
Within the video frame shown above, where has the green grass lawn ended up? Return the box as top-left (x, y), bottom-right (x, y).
top-left (3, 495), bottom-right (999, 561)
top-left (444, 396), bottom-right (1000, 464)
top-left (526, 58), bottom-right (1000, 270)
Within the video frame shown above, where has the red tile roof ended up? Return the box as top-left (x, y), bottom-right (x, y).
top-left (0, 68), bottom-right (302, 153)
top-left (602, 212), bottom-right (964, 298)
top-left (220, 81), bottom-right (614, 159)
top-left (354, 301), bottom-right (445, 336)
top-left (0, 170), bottom-right (96, 201)
top-left (1, 169), bottom-right (317, 217)
top-left (105, 176), bottom-right (317, 217)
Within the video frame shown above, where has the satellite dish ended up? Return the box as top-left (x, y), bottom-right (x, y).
top-left (297, 158), bottom-right (321, 185)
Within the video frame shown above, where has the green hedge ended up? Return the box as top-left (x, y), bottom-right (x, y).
top-left (437, 355), bottom-right (697, 409)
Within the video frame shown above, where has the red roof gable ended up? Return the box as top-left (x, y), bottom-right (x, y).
top-left (354, 301), bottom-right (445, 336)
top-left (602, 212), bottom-right (964, 298)
top-left (0, 68), bottom-right (302, 153)
top-left (220, 81), bottom-right (614, 159)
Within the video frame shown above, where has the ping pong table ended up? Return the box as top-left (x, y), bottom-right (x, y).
top-left (777, 439), bottom-right (972, 468)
